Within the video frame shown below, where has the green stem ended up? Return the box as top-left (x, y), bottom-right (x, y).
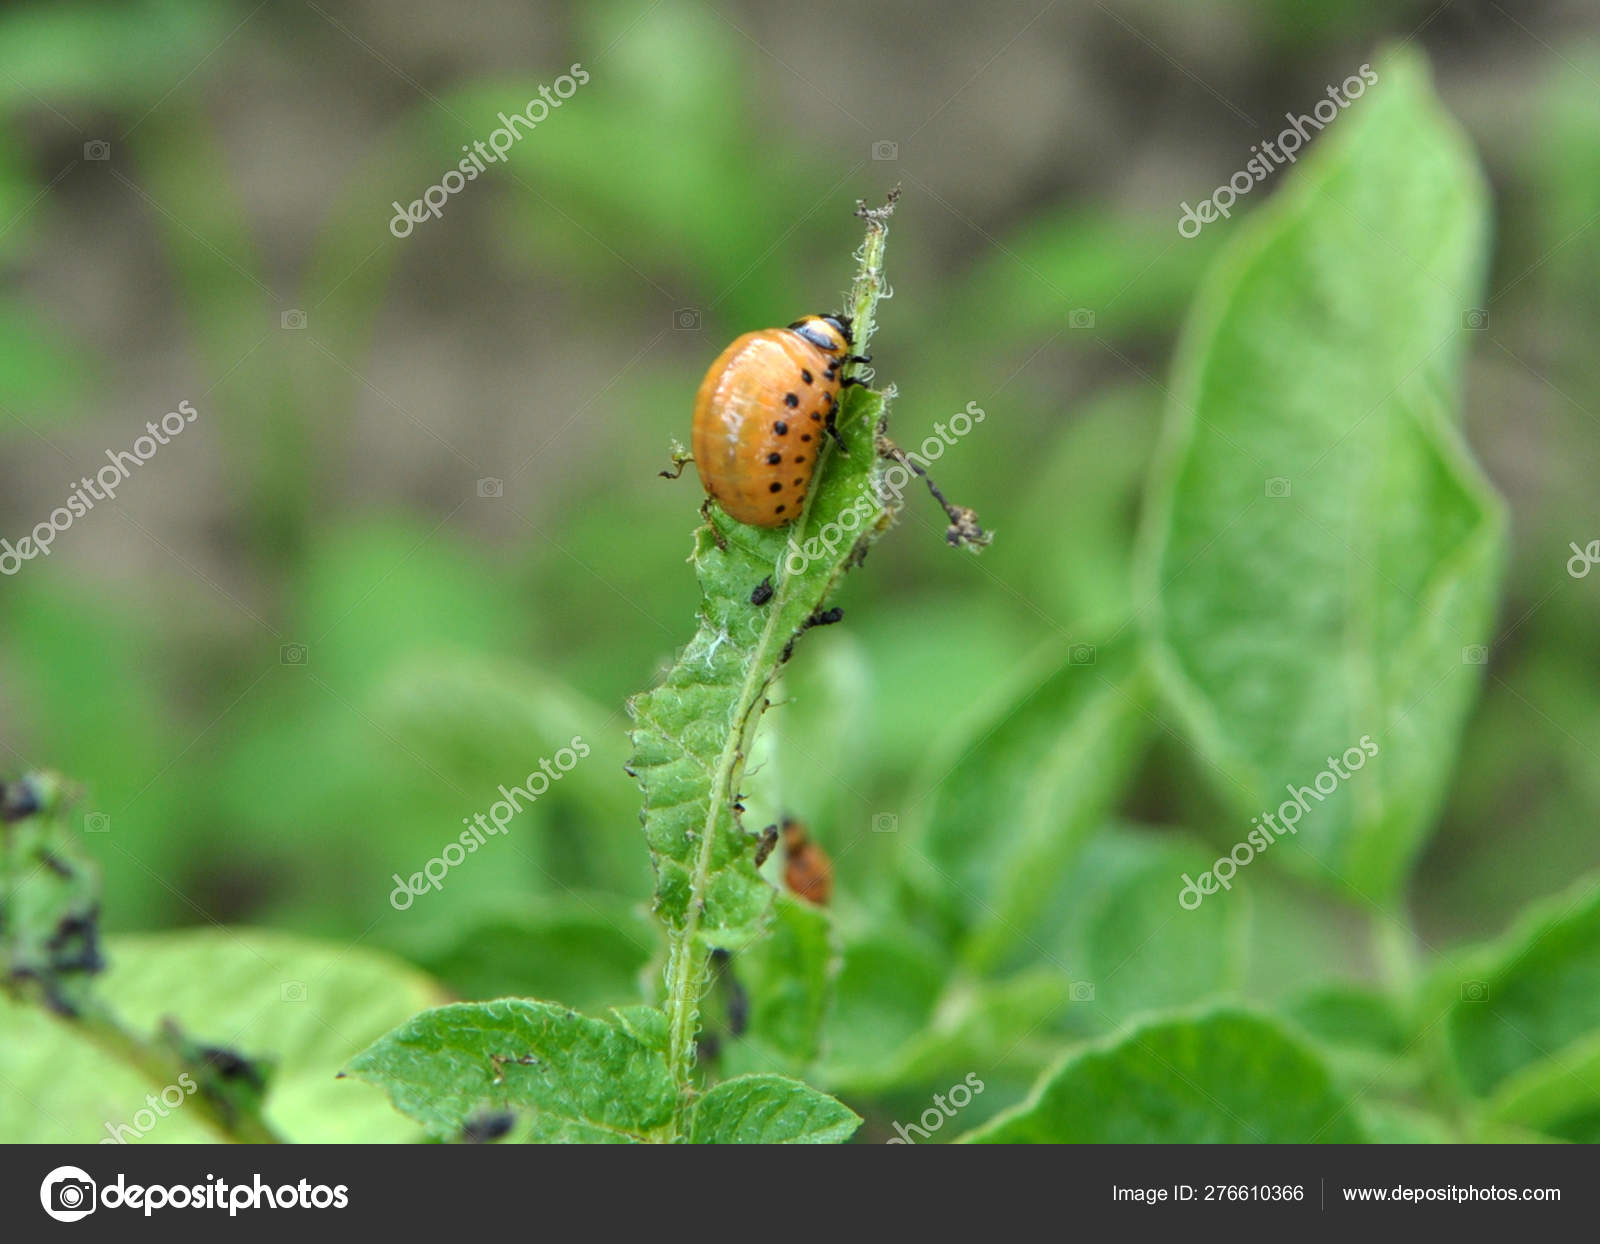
top-left (657, 189), bottom-right (899, 1140)
top-left (74, 1004), bottom-right (283, 1144)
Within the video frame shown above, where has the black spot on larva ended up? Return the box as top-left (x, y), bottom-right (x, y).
top-left (800, 369), bottom-right (813, 384)
top-left (800, 433), bottom-right (812, 442)
top-left (810, 412), bottom-right (822, 422)
top-left (769, 482), bottom-right (782, 493)
top-left (794, 456), bottom-right (805, 464)
top-left (774, 421), bottom-right (788, 435)
top-left (793, 477), bottom-right (804, 486)
top-left (767, 452), bottom-right (782, 464)
top-left (775, 504), bottom-right (786, 515)
top-left (822, 392), bottom-right (833, 409)
top-left (784, 393), bottom-right (799, 408)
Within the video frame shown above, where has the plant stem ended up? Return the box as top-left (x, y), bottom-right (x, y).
top-left (656, 188), bottom-right (900, 1140)
top-left (74, 1004), bottom-right (283, 1144)
top-left (845, 185), bottom-right (899, 363)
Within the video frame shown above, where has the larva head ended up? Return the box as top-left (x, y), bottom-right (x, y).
top-left (786, 313), bottom-right (853, 357)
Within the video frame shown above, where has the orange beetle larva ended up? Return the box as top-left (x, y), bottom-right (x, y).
top-left (691, 313), bottom-right (863, 527)
top-left (780, 817), bottom-right (833, 906)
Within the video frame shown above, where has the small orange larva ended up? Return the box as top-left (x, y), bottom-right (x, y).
top-left (692, 314), bottom-right (865, 527)
top-left (781, 818), bottom-right (833, 906)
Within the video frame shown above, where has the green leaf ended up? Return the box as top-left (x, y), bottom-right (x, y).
top-left (1360, 1102), bottom-right (1455, 1144)
top-left (613, 197), bottom-right (991, 1138)
top-left (377, 657), bottom-right (647, 894)
top-left (1138, 48), bottom-right (1504, 901)
top-left (390, 897), bottom-right (657, 1014)
top-left (378, 656), bottom-right (629, 815)
top-left (767, 634), bottom-right (876, 836)
top-left (1074, 833), bottom-right (1250, 1024)
top-left (852, 595), bottom-right (1042, 784)
top-left (103, 930), bottom-right (448, 1143)
top-left (903, 635), bottom-right (1150, 967)
top-left (0, 997), bottom-right (217, 1143)
top-left (349, 999), bottom-right (677, 1143)
top-left (954, 209), bottom-right (1218, 345)
top-left (1484, 1032), bottom-right (1600, 1142)
top-left (628, 382), bottom-right (892, 955)
top-left (825, 969), bottom-right (1073, 1098)
top-left (1287, 983), bottom-right (1407, 1055)
top-left (624, 197), bottom-right (920, 1132)
top-left (300, 520), bottom-right (525, 693)
top-left (1238, 874), bottom-right (1375, 1002)
top-left (690, 1074), bottom-right (859, 1144)
top-left (1439, 877), bottom-right (1600, 1138)
top-left (985, 383), bottom-right (1159, 626)
top-left (0, 928), bottom-right (446, 1142)
top-left (1284, 983), bottom-right (1421, 1099)
top-left (610, 1005), bottom-right (670, 1052)
top-left (717, 894), bottom-right (835, 1079)
top-left (963, 1008), bottom-right (1368, 1143)
top-left (814, 929), bottom-right (947, 1088)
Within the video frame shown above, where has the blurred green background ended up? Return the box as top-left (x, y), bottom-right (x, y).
top-left (1, 0), bottom-right (1597, 1139)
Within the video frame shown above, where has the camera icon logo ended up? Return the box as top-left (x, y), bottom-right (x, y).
top-left (1461, 645), bottom-right (1489, 665)
top-left (281, 980), bottom-right (307, 1002)
top-left (40, 1166), bottom-right (97, 1222)
top-left (1462, 308), bottom-right (1489, 331)
top-left (476, 477), bottom-right (503, 498)
top-left (83, 140), bottom-right (111, 162)
top-left (871, 813), bottom-right (899, 833)
top-left (673, 308), bottom-right (702, 331)
top-left (1068, 308), bottom-right (1096, 330)
top-left (83, 812), bottom-right (111, 833)
top-left (1460, 980), bottom-right (1489, 1002)
top-left (871, 140), bottom-right (899, 161)
top-left (280, 643), bottom-right (308, 666)
top-left (1069, 981), bottom-right (1095, 1002)
top-left (280, 309), bottom-right (307, 330)
top-left (1265, 477), bottom-right (1291, 498)
top-left (1069, 643), bottom-right (1096, 666)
